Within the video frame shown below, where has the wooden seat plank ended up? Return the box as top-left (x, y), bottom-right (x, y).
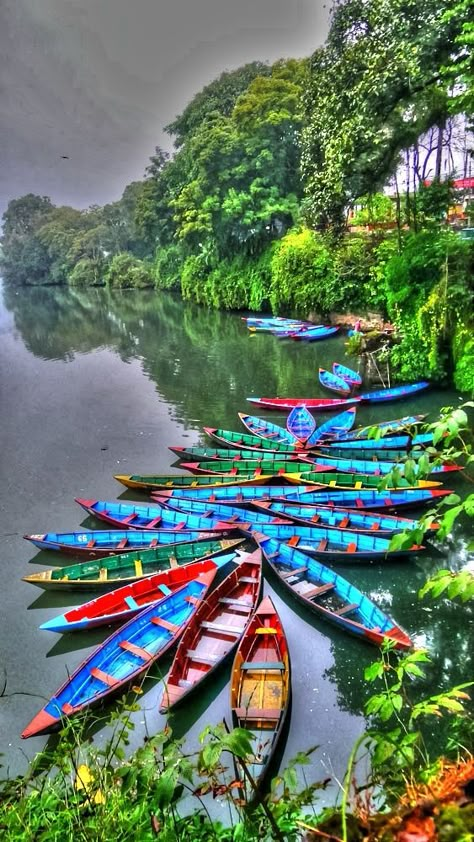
top-left (304, 582), bottom-right (335, 599)
top-left (241, 661), bottom-right (285, 670)
top-left (200, 620), bottom-right (243, 635)
top-left (334, 602), bottom-right (359, 616)
top-left (90, 666), bottom-right (120, 687)
top-left (150, 615), bottom-right (179, 632)
top-left (235, 706), bottom-right (281, 720)
top-left (119, 640), bottom-right (151, 660)
top-left (280, 565), bottom-right (307, 579)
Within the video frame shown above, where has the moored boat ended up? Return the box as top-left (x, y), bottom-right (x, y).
top-left (242, 522), bottom-right (425, 560)
top-left (333, 362), bottom-right (362, 387)
top-left (286, 404), bottom-right (317, 443)
top-left (328, 414), bottom-right (427, 441)
top-left (179, 458), bottom-right (319, 476)
top-left (319, 367), bottom-right (352, 395)
top-left (230, 596), bottom-right (290, 793)
top-left (250, 500), bottom-right (439, 536)
top-left (290, 325), bottom-right (339, 341)
top-left (24, 529), bottom-right (222, 558)
top-left (75, 498), bottom-right (245, 533)
top-left (154, 485), bottom-right (453, 510)
top-left (40, 557), bottom-right (234, 633)
top-left (152, 496), bottom-right (292, 527)
top-left (294, 454), bottom-right (460, 476)
top-left (321, 431), bottom-right (434, 451)
top-left (159, 549), bottom-right (263, 712)
top-left (283, 470), bottom-right (443, 489)
top-left (169, 445), bottom-right (308, 463)
top-left (22, 537), bottom-right (244, 591)
top-left (253, 533), bottom-right (412, 649)
top-left (305, 407), bottom-right (358, 446)
top-left (246, 396), bottom-right (361, 411)
top-left (203, 426), bottom-right (304, 453)
top-left (21, 567), bottom-right (216, 738)
top-left (358, 382), bottom-right (430, 402)
top-left (238, 413), bottom-right (300, 445)
top-left (114, 473), bottom-right (271, 491)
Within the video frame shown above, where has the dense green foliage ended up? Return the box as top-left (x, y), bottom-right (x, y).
top-left (1, 0), bottom-right (473, 389)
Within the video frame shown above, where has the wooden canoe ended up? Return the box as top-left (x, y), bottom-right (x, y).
top-left (305, 408), bottom-right (358, 446)
top-left (330, 414), bottom-right (427, 441)
top-left (203, 426), bottom-right (305, 453)
top-left (169, 445), bottom-right (308, 463)
top-left (241, 523), bottom-right (425, 561)
top-left (283, 471), bottom-right (443, 490)
top-left (24, 529), bottom-right (222, 558)
top-left (21, 567), bottom-right (216, 738)
top-left (318, 367), bottom-right (352, 395)
top-left (246, 396), bottom-right (361, 411)
top-left (295, 454), bottom-right (460, 476)
top-left (22, 537), bottom-right (244, 590)
top-left (319, 431), bottom-right (434, 452)
top-left (75, 498), bottom-right (243, 533)
top-left (40, 557), bottom-right (234, 634)
top-left (159, 548), bottom-right (263, 712)
top-left (286, 405), bottom-right (317, 444)
top-left (153, 496), bottom-right (292, 527)
top-left (250, 500), bottom-right (439, 536)
top-left (114, 473), bottom-right (272, 491)
top-left (290, 325), bottom-right (339, 341)
top-left (178, 459), bottom-right (321, 476)
top-left (253, 533), bottom-right (412, 649)
top-left (153, 485), bottom-right (453, 511)
top-left (230, 595), bottom-right (290, 793)
top-left (332, 363), bottom-right (362, 387)
top-left (358, 382), bottom-right (430, 402)
top-left (238, 413), bottom-right (300, 445)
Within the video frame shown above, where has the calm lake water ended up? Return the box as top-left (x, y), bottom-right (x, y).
top-left (0, 282), bottom-right (472, 808)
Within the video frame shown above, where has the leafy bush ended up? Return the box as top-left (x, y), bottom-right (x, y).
top-left (106, 253), bottom-right (154, 289)
top-left (68, 257), bottom-right (106, 286)
top-left (270, 228), bottom-right (333, 314)
top-left (154, 245), bottom-right (184, 290)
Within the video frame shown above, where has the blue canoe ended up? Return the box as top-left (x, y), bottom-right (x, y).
top-left (319, 368), bottom-right (352, 395)
top-left (306, 407), bottom-right (358, 447)
top-left (21, 568), bottom-right (216, 738)
top-left (75, 498), bottom-right (247, 533)
top-left (314, 445), bottom-right (431, 461)
top-left (251, 500), bottom-right (439, 536)
top-left (358, 382), bottom-right (430, 402)
top-left (333, 363), bottom-right (362, 387)
top-left (333, 414), bottom-right (427, 441)
top-left (153, 485), bottom-right (453, 511)
top-left (322, 432), bottom-right (434, 451)
top-left (158, 495), bottom-right (434, 537)
top-left (24, 529), bottom-right (223, 557)
top-left (239, 412), bottom-right (299, 445)
top-left (253, 533), bottom-right (411, 649)
top-left (290, 325), bottom-right (340, 341)
top-left (241, 523), bottom-right (425, 560)
top-left (154, 497), bottom-right (293, 527)
top-left (286, 404), bottom-right (317, 444)
top-left (299, 454), bottom-right (460, 477)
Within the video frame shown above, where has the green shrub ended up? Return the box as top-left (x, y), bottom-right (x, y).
top-left (270, 228), bottom-right (334, 314)
top-left (106, 253), bottom-right (154, 289)
top-left (154, 245), bottom-right (184, 290)
top-left (68, 257), bottom-right (106, 286)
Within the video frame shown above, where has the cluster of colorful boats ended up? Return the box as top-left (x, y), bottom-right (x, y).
top-left (21, 386), bottom-right (462, 792)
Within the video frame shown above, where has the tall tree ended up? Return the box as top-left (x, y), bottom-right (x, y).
top-left (302, 0), bottom-right (466, 230)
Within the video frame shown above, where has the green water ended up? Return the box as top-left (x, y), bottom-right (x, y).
top-left (0, 283), bottom-right (472, 802)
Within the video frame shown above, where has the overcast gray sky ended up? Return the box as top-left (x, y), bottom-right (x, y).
top-left (0, 0), bottom-right (329, 216)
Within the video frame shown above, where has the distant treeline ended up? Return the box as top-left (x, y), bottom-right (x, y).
top-left (1, 0), bottom-right (473, 391)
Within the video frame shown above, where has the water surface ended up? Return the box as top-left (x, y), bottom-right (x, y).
top-left (0, 283), bottom-right (472, 805)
